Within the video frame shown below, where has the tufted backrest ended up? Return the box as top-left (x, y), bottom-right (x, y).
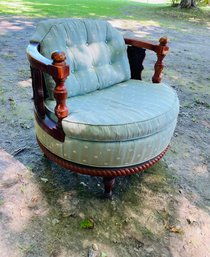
top-left (31, 18), bottom-right (131, 99)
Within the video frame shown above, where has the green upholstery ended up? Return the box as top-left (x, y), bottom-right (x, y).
top-left (31, 18), bottom-right (179, 168)
top-left (41, 80), bottom-right (179, 168)
top-left (31, 18), bottom-right (130, 99)
top-left (35, 120), bottom-right (176, 168)
top-left (45, 80), bottom-right (179, 142)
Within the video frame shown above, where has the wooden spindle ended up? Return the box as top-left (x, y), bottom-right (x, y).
top-left (51, 51), bottom-right (69, 127)
top-left (152, 37), bottom-right (169, 83)
top-left (103, 177), bottom-right (116, 198)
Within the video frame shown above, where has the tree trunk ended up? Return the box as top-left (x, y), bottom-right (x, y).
top-left (179, 0), bottom-right (197, 8)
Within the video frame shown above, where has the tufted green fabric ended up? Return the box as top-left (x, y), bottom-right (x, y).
top-left (30, 18), bottom-right (130, 99)
top-left (45, 80), bottom-right (179, 142)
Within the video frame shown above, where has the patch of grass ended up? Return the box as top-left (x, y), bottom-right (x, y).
top-left (2, 53), bottom-right (16, 59)
top-left (0, 0), bottom-right (130, 18)
top-left (0, 97), bottom-right (6, 106)
top-left (155, 5), bottom-right (210, 22)
top-left (0, 0), bottom-right (210, 28)
top-left (0, 197), bottom-right (4, 206)
top-left (18, 244), bottom-right (35, 254)
top-left (194, 97), bottom-right (210, 108)
top-left (9, 99), bottom-right (16, 110)
top-left (181, 101), bottom-right (193, 108)
top-left (0, 87), bottom-right (5, 95)
top-left (141, 226), bottom-right (155, 240)
top-left (80, 218), bottom-right (94, 229)
top-left (18, 68), bottom-right (29, 78)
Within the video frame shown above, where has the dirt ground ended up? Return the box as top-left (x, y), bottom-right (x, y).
top-left (0, 15), bottom-right (210, 257)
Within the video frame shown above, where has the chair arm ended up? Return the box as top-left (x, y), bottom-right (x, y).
top-left (124, 37), bottom-right (169, 83)
top-left (27, 42), bottom-right (53, 71)
top-left (26, 42), bottom-right (69, 125)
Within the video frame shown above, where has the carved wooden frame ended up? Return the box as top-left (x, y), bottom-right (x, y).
top-left (27, 42), bottom-right (69, 142)
top-left (27, 36), bottom-right (169, 197)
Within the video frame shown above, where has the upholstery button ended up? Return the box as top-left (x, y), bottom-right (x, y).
top-left (105, 40), bottom-right (108, 44)
top-left (86, 42), bottom-right (89, 46)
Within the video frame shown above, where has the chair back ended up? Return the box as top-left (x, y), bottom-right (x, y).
top-left (31, 19), bottom-right (131, 99)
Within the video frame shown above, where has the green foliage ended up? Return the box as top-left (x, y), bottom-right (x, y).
top-left (171, 0), bottom-right (180, 6)
top-left (1, 0), bottom-right (210, 25)
top-left (0, 197), bottom-right (4, 206)
top-left (0, 0), bottom-right (129, 18)
top-left (101, 252), bottom-right (108, 257)
top-left (197, 0), bottom-right (210, 6)
top-left (80, 218), bottom-right (94, 229)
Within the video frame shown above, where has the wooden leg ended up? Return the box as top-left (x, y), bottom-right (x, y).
top-left (103, 177), bottom-right (116, 198)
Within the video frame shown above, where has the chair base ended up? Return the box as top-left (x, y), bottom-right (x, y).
top-left (37, 138), bottom-right (169, 197)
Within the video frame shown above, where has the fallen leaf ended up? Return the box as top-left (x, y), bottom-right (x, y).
top-left (80, 218), bottom-right (94, 229)
top-left (186, 217), bottom-right (197, 225)
top-left (40, 178), bottom-right (48, 183)
top-left (101, 252), bottom-right (108, 257)
top-left (169, 225), bottom-right (183, 234)
top-left (52, 218), bottom-right (60, 226)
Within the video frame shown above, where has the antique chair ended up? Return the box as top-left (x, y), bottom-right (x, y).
top-left (27, 19), bottom-right (179, 197)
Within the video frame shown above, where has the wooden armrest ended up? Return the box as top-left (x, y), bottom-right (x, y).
top-left (124, 37), bottom-right (169, 83)
top-left (27, 42), bottom-right (52, 70)
top-left (27, 42), bottom-right (70, 80)
top-left (27, 42), bottom-right (69, 139)
top-left (124, 37), bottom-right (168, 54)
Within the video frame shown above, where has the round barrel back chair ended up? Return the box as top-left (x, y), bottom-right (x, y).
top-left (27, 19), bottom-right (179, 198)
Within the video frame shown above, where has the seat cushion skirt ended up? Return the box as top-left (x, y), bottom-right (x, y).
top-left (36, 119), bottom-right (176, 168)
top-left (35, 79), bottom-right (179, 168)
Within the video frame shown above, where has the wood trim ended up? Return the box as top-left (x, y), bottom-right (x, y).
top-left (26, 43), bottom-right (70, 78)
top-left (34, 110), bottom-right (65, 142)
top-left (31, 67), bottom-right (45, 119)
top-left (27, 42), bottom-right (70, 137)
top-left (152, 38), bottom-right (169, 83)
top-left (124, 37), bottom-right (169, 83)
top-left (37, 138), bottom-right (169, 177)
top-left (124, 37), bottom-right (160, 52)
top-left (124, 37), bottom-right (169, 54)
top-left (51, 51), bottom-right (69, 126)
top-left (103, 177), bottom-right (116, 198)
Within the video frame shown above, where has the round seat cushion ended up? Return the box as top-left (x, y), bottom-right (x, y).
top-left (45, 79), bottom-right (179, 142)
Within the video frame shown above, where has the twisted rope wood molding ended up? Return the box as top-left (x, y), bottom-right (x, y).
top-left (37, 138), bottom-right (169, 177)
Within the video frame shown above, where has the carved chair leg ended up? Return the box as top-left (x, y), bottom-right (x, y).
top-left (103, 177), bottom-right (116, 198)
